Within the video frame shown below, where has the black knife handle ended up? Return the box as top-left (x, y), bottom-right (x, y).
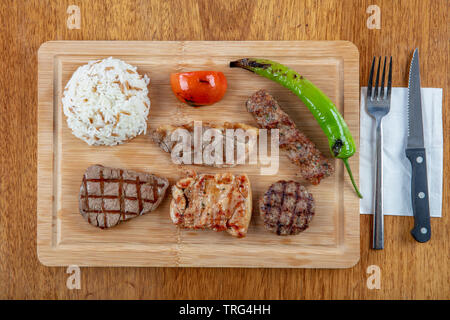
top-left (405, 148), bottom-right (431, 243)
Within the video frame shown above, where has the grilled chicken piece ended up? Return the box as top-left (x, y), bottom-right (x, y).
top-left (260, 180), bottom-right (315, 235)
top-left (79, 164), bottom-right (169, 228)
top-left (170, 171), bottom-right (252, 237)
top-left (149, 122), bottom-right (258, 168)
top-left (246, 89), bottom-right (333, 184)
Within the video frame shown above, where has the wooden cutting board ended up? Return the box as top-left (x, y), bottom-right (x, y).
top-left (37, 41), bottom-right (360, 268)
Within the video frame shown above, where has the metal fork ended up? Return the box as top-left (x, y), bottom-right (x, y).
top-left (366, 56), bottom-right (392, 250)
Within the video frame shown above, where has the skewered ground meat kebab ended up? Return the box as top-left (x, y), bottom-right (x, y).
top-left (246, 89), bottom-right (333, 184)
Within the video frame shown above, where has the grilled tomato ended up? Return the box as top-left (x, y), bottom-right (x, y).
top-left (170, 71), bottom-right (227, 106)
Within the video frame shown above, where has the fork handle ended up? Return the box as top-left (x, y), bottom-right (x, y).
top-left (373, 121), bottom-right (384, 249)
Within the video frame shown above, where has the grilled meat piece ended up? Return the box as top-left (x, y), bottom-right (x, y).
top-left (150, 122), bottom-right (258, 168)
top-left (79, 164), bottom-right (169, 228)
top-left (170, 171), bottom-right (252, 237)
top-left (260, 180), bottom-right (315, 235)
top-left (246, 89), bottom-right (333, 184)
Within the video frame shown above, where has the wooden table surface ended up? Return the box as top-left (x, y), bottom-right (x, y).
top-left (0, 0), bottom-right (448, 299)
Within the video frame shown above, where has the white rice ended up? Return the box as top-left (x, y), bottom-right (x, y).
top-left (62, 57), bottom-right (151, 146)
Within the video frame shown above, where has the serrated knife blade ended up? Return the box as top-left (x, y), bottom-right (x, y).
top-left (407, 48), bottom-right (425, 148)
top-left (405, 48), bottom-right (431, 243)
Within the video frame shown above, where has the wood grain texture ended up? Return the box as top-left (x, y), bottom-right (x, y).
top-left (37, 41), bottom-right (359, 268)
top-left (0, 0), bottom-right (448, 299)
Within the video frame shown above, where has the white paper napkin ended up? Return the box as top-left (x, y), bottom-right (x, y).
top-left (359, 87), bottom-right (443, 217)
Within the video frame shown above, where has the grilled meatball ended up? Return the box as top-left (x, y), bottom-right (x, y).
top-left (259, 180), bottom-right (315, 235)
top-left (246, 89), bottom-right (333, 184)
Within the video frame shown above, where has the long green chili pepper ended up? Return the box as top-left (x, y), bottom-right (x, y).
top-left (230, 58), bottom-right (362, 198)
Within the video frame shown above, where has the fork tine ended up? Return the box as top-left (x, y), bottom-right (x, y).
top-left (387, 56), bottom-right (392, 99)
top-left (367, 57), bottom-right (376, 99)
top-left (380, 57), bottom-right (387, 98)
top-left (374, 56), bottom-right (381, 99)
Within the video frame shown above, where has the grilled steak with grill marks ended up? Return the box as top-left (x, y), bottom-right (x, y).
top-left (246, 89), bottom-right (333, 184)
top-left (259, 180), bottom-right (315, 235)
top-left (79, 164), bottom-right (169, 228)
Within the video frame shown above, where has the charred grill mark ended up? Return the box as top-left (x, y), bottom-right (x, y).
top-left (230, 58), bottom-right (271, 71)
top-left (248, 60), bottom-right (271, 69)
top-left (119, 169), bottom-right (124, 221)
top-left (152, 177), bottom-right (158, 211)
top-left (136, 176), bottom-right (142, 215)
top-left (332, 139), bottom-right (343, 156)
top-left (83, 209), bottom-right (138, 215)
top-left (276, 181), bottom-right (288, 235)
top-left (182, 97), bottom-right (199, 106)
top-left (80, 194), bottom-right (158, 203)
top-left (287, 183), bottom-right (301, 234)
top-left (83, 176), bottom-right (90, 224)
top-left (99, 169), bottom-right (106, 228)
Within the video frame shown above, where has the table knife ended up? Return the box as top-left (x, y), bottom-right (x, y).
top-left (405, 48), bottom-right (431, 243)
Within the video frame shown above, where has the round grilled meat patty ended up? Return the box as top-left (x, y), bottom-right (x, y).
top-left (259, 180), bottom-right (315, 235)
